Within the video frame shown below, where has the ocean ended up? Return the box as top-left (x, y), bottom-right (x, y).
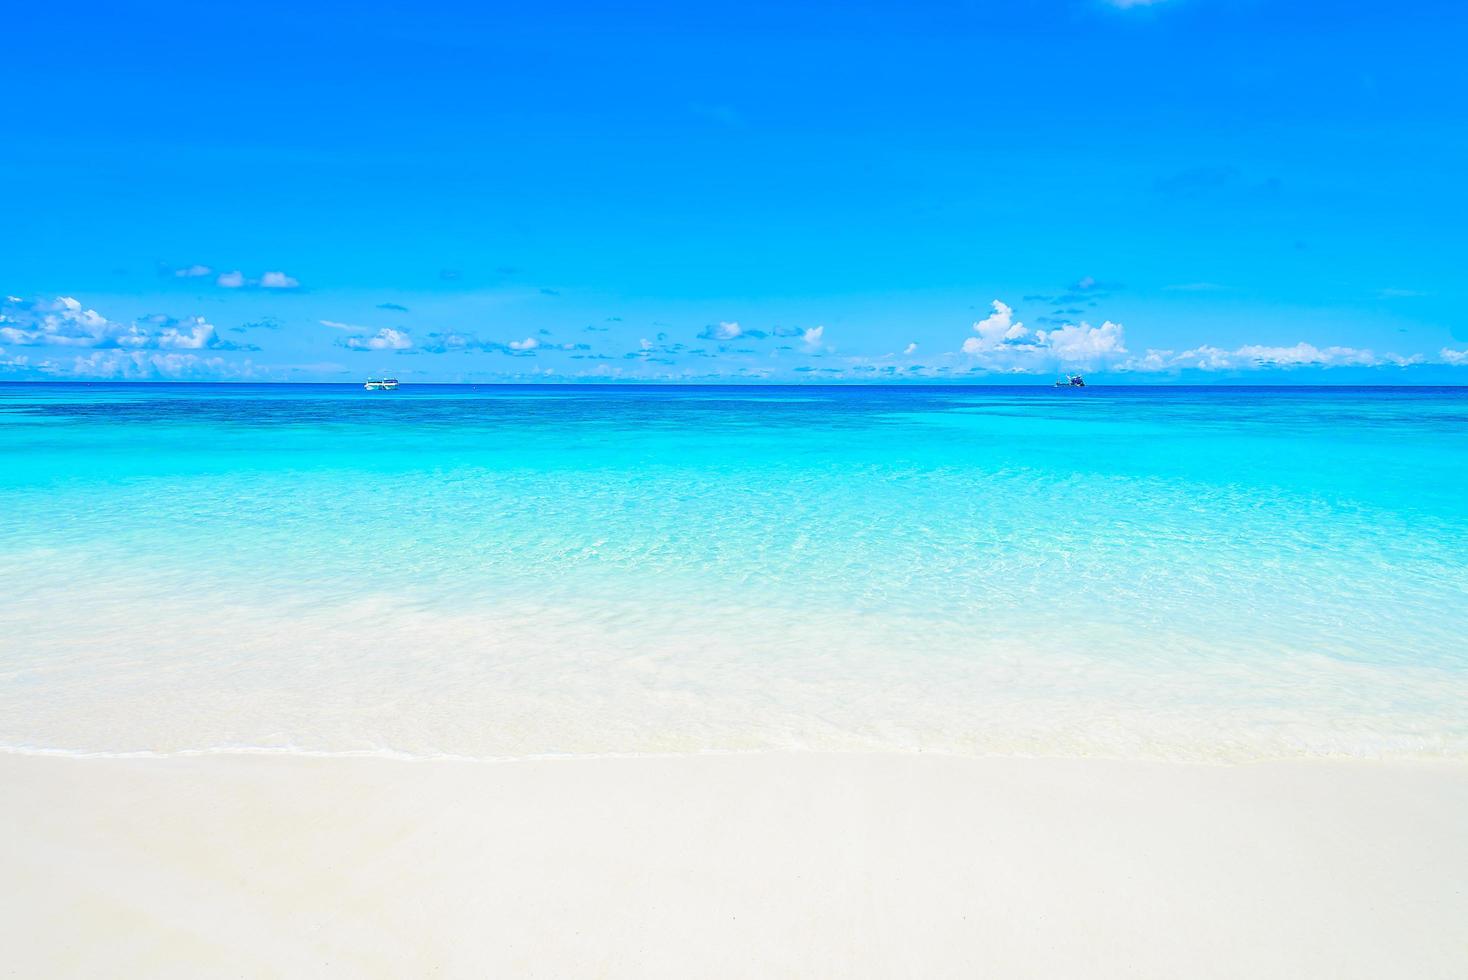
top-left (3, 383), bottom-right (1465, 762)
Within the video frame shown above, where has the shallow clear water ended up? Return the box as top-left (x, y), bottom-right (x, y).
top-left (3, 383), bottom-right (1466, 761)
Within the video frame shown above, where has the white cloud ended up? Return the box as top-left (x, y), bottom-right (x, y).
top-left (320, 319), bottom-right (370, 331)
top-left (1120, 343), bottom-right (1417, 372)
top-left (903, 342), bottom-right (918, 355)
top-left (953, 299), bottom-right (1428, 376)
top-left (1440, 348), bottom-right (1468, 366)
top-left (802, 325), bottom-right (824, 347)
top-left (959, 299), bottom-right (1127, 370)
top-left (0, 296), bottom-right (109, 347)
top-left (508, 337), bottom-right (539, 351)
top-left (155, 316), bottom-right (216, 350)
top-left (260, 271), bottom-right (300, 289)
top-left (963, 300), bottom-right (1029, 353)
top-left (344, 328), bottom-right (412, 351)
top-left (174, 264), bottom-right (212, 278)
top-left (1232, 343), bottom-right (1389, 367)
top-left (0, 297), bottom-right (233, 354)
top-left (700, 321), bottom-right (743, 341)
top-left (1116, 349), bottom-right (1174, 372)
top-left (0, 296), bottom-right (267, 378)
top-left (41, 350), bottom-right (258, 380)
top-left (1034, 320), bottom-right (1126, 360)
top-left (211, 269), bottom-right (299, 289)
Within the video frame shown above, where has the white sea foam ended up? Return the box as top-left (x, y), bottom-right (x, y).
top-left (4, 571), bottom-right (1465, 764)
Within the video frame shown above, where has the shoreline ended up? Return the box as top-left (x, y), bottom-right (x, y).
top-left (5, 751), bottom-right (1466, 978)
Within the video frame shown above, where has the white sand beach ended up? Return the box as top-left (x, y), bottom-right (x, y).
top-left (3, 752), bottom-right (1465, 978)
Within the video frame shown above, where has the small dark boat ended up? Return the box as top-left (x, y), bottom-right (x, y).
top-left (1053, 375), bottom-right (1085, 387)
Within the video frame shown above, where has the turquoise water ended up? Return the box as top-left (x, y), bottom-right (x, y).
top-left (3, 383), bottom-right (1466, 761)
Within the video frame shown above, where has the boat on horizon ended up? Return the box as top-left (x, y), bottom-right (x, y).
top-left (1053, 374), bottom-right (1085, 387)
top-left (364, 378), bottom-right (399, 390)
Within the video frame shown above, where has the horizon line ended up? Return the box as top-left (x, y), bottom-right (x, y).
top-left (3, 380), bottom-right (1466, 390)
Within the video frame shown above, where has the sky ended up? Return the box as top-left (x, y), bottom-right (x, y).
top-left (2, 0), bottom-right (1466, 383)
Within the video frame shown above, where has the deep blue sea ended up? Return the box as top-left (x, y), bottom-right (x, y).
top-left (3, 383), bottom-right (1466, 761)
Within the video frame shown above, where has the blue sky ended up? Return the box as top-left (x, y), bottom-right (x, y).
top-left (3, 0), bottom-right (1465, 382)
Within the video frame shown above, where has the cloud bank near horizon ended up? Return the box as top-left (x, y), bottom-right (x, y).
top-left (1, 294), bottom-right (1462, 382)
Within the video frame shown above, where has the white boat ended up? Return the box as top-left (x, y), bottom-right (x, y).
top-left (364, 378), bottom-right (399, 390)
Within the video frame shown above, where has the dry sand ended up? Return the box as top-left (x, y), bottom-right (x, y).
top-left (2, 752), bottom-right (1465, 978)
